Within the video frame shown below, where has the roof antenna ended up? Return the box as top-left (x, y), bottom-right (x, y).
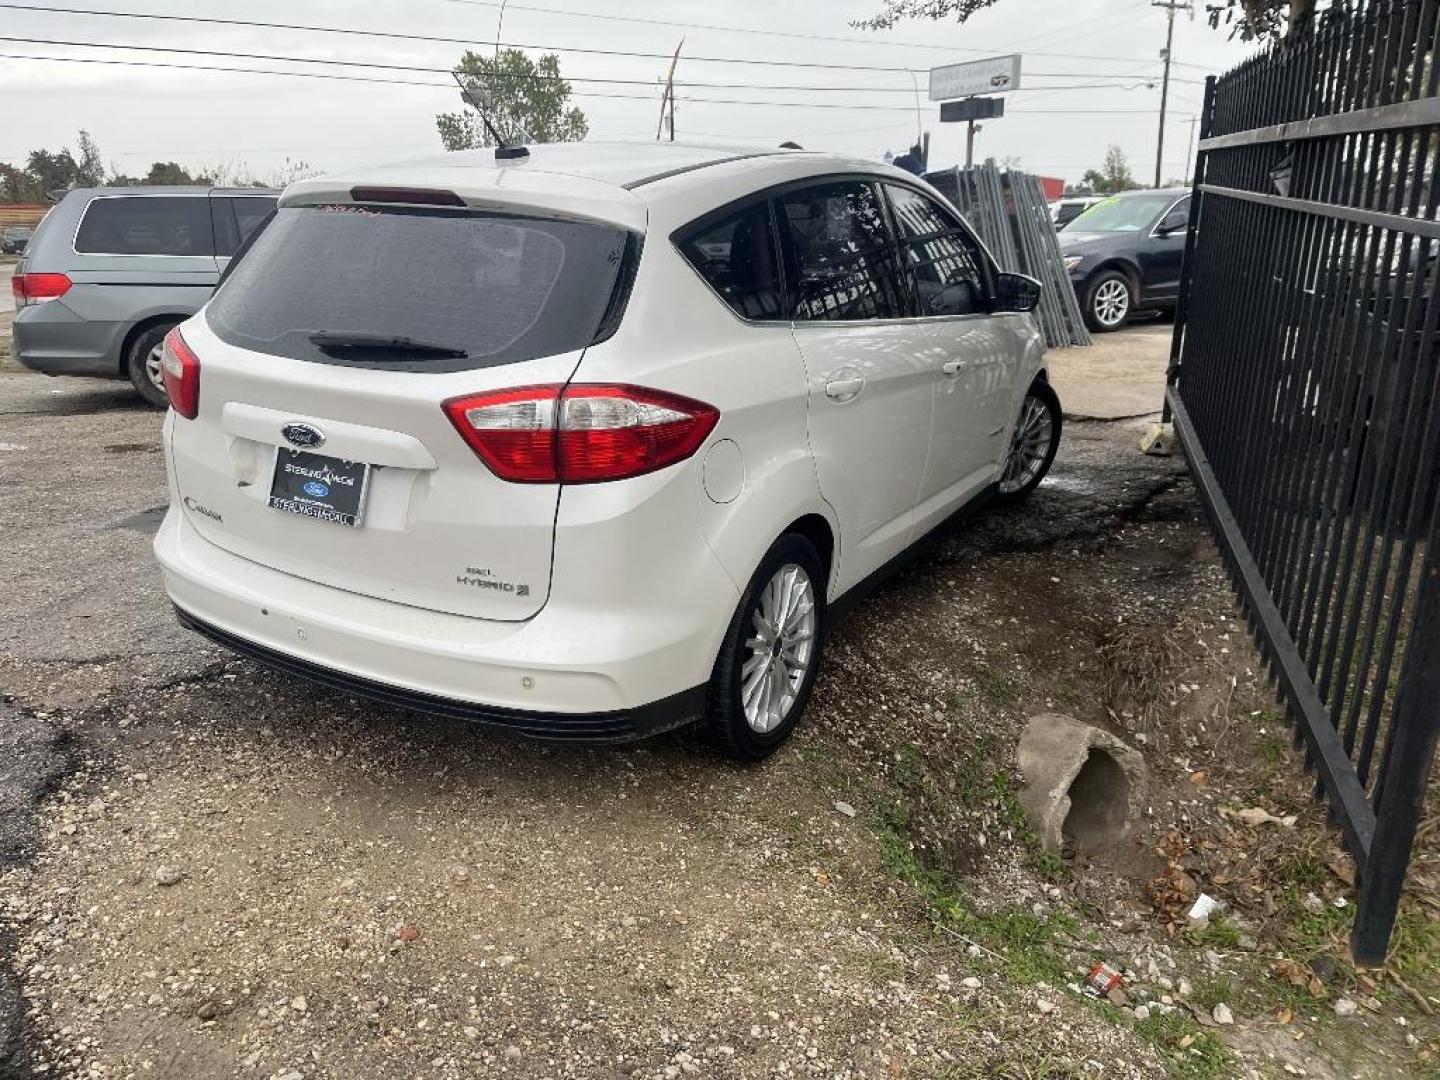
top-left (453, 71), bottom-right (529, 161)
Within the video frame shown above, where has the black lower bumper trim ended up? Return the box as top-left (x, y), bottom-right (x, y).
top-left (173, 605), bottom-right (708, 743)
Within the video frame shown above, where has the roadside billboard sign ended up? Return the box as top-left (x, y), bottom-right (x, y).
top-left (928, 54), bottom-right (1022, 101)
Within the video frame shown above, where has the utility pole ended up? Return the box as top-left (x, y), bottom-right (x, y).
top-left (965, 119), bottom-right (978, 167)
top-left (1152, 1), bottom-right (1191, 188)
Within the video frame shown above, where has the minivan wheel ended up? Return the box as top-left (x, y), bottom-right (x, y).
top-left (706, 534), bottom-right (825, 760)
top-left (1083, 270), bottom-right (1132, 332)
top-left (994, 380), bottom-right (1062, 504)
top-left (125, 323), bottom-right (175, 409)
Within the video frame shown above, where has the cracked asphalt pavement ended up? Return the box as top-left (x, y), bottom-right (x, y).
top-left (0, 346), bottom-right (1194, 1078)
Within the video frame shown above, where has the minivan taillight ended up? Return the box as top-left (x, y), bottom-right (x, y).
top-left (12, 272), bottom-right (70, 308)
top-left (161, 327), bottom-right (200, 419)
top-left (443, 384), bottom-right (719, 484)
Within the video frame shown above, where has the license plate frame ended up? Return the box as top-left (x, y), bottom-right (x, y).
top-left (268, 448), bottom-right (372, 528)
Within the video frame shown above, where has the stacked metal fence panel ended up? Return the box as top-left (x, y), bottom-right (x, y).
top-left (927, 164), bottom-right (1092, 348)
top-left (1168, 0), bottom-right (1440, 963)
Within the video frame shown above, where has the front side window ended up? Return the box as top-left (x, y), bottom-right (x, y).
top-left (781, 181), bottom-right (906, 321)
top-left (676, 199), bottom-right (783, 320)
top-left (74, 196), bottom-right (213, 256)
top-left (886, 185), bottom-right (987, 317)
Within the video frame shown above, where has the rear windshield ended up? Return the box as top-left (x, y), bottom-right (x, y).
top-left (206, 204), bottom-right (635, 372)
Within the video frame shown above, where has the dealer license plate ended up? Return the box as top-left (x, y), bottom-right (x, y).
top-left (268, 449), bottom-right (371, 528)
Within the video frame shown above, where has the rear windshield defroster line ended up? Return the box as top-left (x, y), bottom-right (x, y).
top-left (206, 204), bottom-right (639, 373)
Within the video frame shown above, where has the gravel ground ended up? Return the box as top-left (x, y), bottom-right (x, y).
top-left (0, 364), bottom-right (1433, 1080)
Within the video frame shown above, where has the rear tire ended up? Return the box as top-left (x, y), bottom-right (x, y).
top-left (705, 534), bottom-right (826, 760)
top-left (125, 322), bottom-right (175, 409)
top-left (1082, 269), bottom-right (1133, 332)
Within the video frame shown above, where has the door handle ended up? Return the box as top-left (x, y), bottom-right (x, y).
top-left (824, 376), bottom-right (865, 402)
top-left (940, 360), bottom-right (963, 377)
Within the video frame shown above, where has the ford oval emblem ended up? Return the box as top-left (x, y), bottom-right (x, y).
top-left (302, 480), bottom-right (330, 498)
top-left (281, 422), bottom-right (325, 449)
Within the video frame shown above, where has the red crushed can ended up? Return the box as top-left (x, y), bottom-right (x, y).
top-left (1085, 962), bottom-right (1124, 998)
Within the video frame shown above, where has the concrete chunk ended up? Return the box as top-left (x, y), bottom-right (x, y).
top-left (1017, 713), bottom-right (1147, 857)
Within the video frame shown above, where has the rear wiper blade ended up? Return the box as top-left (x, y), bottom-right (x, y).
top-left (308, 331), bottom-right (468, 359)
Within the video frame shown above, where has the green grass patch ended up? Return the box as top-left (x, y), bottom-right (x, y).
top-left (1131, 1010), bottom-right (1231, 1080)
top-left (873, 800), bottom-right (1074, 985)
top-left (1186, 915), bottom-right (1242, 951)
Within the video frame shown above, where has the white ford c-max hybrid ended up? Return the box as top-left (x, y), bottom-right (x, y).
top-left (154, 142), bottom-right (1060, 758)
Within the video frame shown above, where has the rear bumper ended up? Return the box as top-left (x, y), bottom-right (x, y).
top-left (153, 506), bottom-right (727, 741)
top-left (172, 605), bottom-right (706, 741)
top-left (13, 304), bottom-right (126, 378)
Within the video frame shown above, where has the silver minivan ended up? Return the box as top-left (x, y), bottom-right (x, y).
top-left (11, 187), bottom-right (277, 406)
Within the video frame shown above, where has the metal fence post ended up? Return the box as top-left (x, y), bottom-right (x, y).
top-left (1166, 74), bottom-right (1217, 417)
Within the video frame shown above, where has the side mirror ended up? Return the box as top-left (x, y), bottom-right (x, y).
top-left (994, 271), bottom-right (1041, 313)
top-left (1156, 210), bottom-right (1188, 235)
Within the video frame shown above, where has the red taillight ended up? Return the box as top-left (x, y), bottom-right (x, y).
top-left (443, 385), bottom-right (560, 482)
top-left (161, 327), bottom-right (200, 419)
top-left (443, 384), bottom-right (719, 484)
top-left (12, 272), bottom-right (70, 308)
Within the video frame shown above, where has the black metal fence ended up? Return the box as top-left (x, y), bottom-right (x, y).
top-left (1168, 0), bottom-right (1440, 963)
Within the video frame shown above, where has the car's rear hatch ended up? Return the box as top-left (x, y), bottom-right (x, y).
top-left (167, 180), bottom-right (643, 622)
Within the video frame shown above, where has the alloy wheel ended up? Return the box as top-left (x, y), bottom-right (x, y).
top-left (145, 342), bottom-right (166, 392)
top-left (999, 394), bottom-right (1054, 495)
top-left (741, 563), bottom-right (817, 734)
top-left (1092, 278), bottom-right (1130, 328)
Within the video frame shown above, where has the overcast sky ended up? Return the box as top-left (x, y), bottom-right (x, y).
top-left (0, 0), bottom-right (1260, 187)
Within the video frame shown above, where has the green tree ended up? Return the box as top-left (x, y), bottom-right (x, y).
top-left (437, 49), bottom-right (588, 150)
top-left (75, 129), bottom-right (105, 187)
top-left (853, 0), bottom-right (1315, 39)
top-left (140, 161), bottom-right (210, 185)
top-left (1082, 146), bottom-right (1140, 194)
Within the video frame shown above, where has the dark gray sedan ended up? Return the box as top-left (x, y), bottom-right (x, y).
top-left (1060, 189), bottom-right (1190, 332)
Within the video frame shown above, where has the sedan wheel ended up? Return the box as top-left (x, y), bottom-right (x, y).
top-left (741, 563), bottom-right (817, 734)
top-left (1087, 273), bottom-right (1132, 331)
top-left (1092, 278), bottom-right (1130, 328)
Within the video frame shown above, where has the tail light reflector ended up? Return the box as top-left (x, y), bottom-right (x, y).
top-left (161, 326), bottom-right (201, 419)
top-left (12, 272), bottom-right (71, 308)
top-left (443, 384), bottom-right (719, 483)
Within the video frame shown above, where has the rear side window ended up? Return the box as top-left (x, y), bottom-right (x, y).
top-left (207, 205), bottom-right (634, 372)
top-left (886, 185), bottom-right (987, 317)
top-left (74, 196), bottom-right (214, 256)
top-left (677, 199), bottom-right (783, 320)
top-left (213, 196), bottom-right (278, 256)
top-left (233, 197), bottom-right (277, 243)
top-left (780, 181), bottom-right (906, 321)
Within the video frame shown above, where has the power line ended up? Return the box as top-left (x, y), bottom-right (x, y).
top-left (436, 0), bottom-right (1212, 70)
top-left (0, 50), bottom-right (1197, 116)
top-left (0, 34), bottom-right (1183, 93)
top-left (0, 2), bottom-right (1216, 74)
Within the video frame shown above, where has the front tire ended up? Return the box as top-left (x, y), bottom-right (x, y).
top-left (1082, 269), bottom-right (1133, 332)
top-left (994, 381), bottom-right (1062, 504)
top-left (705, 534), bottom-right (825, 760)
top-left (125, 322), bottom-right (176, 409)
